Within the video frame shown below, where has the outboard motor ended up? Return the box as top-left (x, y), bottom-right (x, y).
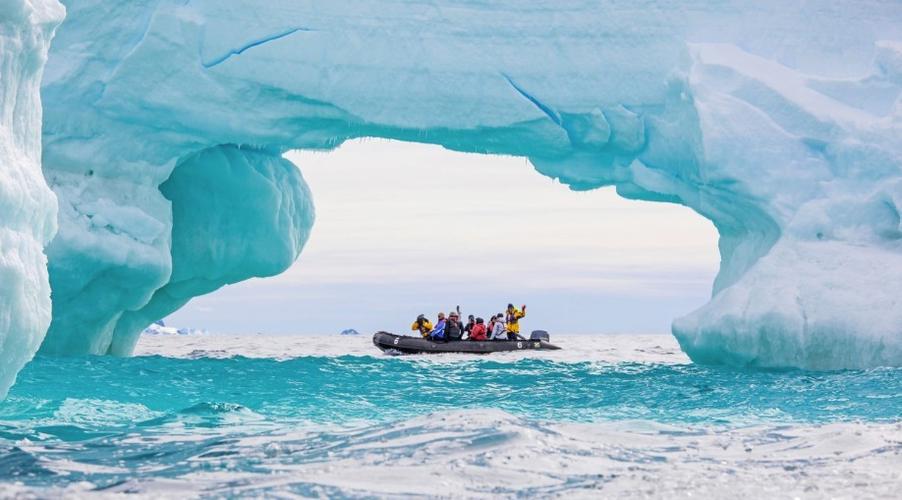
top-left (530, 330), bottom-right (550, 342)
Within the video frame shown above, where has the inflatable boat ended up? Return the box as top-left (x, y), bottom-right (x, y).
top-left (372, 331), bottom-right (561, 354)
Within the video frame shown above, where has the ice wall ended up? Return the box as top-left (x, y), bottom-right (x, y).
top-left (0, 0), bottom-right (63, 396)
top-left (30, 0), bottom-right (902, 369)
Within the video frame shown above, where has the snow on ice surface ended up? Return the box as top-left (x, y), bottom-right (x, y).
top-left (0, 0), bottom-right (898, 391)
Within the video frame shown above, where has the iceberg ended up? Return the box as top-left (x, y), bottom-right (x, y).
top-left (0, 0), bottom-right (64, 396)
top-left (142, 322), bottom-right (207, 337)
top-left (0, 0), bottom-right (899, 395)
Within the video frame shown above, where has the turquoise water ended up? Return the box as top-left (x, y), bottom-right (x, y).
top-left (1, 337), bottom-right (900, 496)
top-left (3, 355), bottom-right (900, 428)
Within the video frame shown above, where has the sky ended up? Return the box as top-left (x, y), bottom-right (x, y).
top-left (167, 139), bottom-right (719, 335)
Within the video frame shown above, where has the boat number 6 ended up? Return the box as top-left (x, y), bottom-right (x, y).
top-left (517, 342), bottom-right (522, 349)
top-left (394, 338), bottom-right (400, 345)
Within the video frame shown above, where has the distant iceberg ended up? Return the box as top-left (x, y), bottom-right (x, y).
top-left (143, 323), bottom-right (209, 337)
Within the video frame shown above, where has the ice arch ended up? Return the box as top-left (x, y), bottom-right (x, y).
top-left (1, 0), bottom-right (900, 395)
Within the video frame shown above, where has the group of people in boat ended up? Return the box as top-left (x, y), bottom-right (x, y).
top-left (411, 304), bottom-right (527, 342)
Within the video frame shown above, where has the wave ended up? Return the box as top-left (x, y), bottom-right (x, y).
top-left (1, 335), bottom-right (899, 497)
top-left (6, 353), bottom-right (901, 427)
top-left (1, 409), bottom-right (899, 498)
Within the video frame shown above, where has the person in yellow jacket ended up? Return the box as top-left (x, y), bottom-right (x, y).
top-left (505, 303), bottom-right (526, 340)
top-left (411, 314), bottom-right (434, 338)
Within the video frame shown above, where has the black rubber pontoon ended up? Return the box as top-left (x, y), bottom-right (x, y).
top-left (372, 331), bottom-right (561, 354)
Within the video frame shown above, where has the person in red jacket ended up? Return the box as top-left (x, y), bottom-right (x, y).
top-left (469, 317), bottom-right (488, 341)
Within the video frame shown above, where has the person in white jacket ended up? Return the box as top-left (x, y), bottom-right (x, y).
top-left (490, 314), bottom-right (507, 340)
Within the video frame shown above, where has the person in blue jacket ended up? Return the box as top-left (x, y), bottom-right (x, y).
top-left (429, 312), bottom-right (447, 341)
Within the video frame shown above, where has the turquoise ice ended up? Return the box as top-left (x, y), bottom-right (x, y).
top-left (0, 0), bottom-right (63, 398)
top-left (1, 0), bottom-right (902, 394)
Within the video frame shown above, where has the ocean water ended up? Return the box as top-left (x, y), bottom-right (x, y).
top-left (0, 334), bottom-right (899, 498)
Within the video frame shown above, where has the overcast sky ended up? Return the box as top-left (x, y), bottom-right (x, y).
top-left (167, 139), bottom-right (719, 335)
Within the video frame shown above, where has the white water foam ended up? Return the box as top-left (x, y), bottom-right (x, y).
top-left (4, 409), bottom-right (899, 499)
top-left (134, 333), bottom-right (690, 365)
top-left (101, 334), bottom-right (902, 498)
